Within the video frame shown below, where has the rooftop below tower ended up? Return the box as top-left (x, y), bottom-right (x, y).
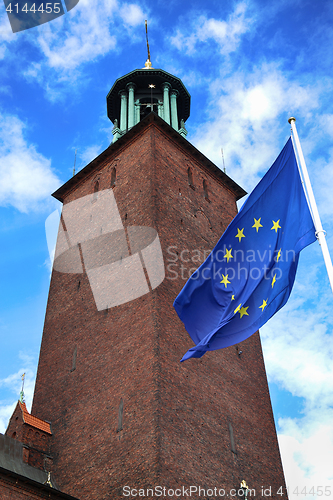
top-left (106, 67), bottom-right (190, 142)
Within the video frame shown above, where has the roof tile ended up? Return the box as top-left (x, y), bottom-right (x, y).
top-left (19, 401), bottom-right (52, 435)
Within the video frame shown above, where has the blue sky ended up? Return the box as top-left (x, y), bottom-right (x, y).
top-left (0, 0), bottom-right (333, 497)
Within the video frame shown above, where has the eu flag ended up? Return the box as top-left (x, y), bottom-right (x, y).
top-left (174, 138), bottom-right (316, 361)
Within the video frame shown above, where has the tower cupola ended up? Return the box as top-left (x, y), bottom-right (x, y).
top-left (107, 65), bottom-right (191, 143)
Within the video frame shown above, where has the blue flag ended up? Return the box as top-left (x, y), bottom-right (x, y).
top-left (174, 138), bottom-right (316, 362)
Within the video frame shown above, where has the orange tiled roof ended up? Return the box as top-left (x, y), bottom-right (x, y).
top-left (19, 401), bottom-right (52, 435)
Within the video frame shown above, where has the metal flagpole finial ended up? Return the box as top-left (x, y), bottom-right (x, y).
top-left (288, 116), bottom-right (296, 124)
top-left (144, 20), bottom-right (153, 69)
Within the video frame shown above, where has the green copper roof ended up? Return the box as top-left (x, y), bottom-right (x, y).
top-left (106, 68), bottom-right (191, 125)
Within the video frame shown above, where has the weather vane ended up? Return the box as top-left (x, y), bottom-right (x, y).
top-left (20, 373), bottom-right (25, 403)
top-left (144, 20), bottom-right (152, 68)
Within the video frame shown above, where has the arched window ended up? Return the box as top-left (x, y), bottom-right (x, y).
top-left (187, 167), bottom-right (194, 189)
top-left (111, 167), bottom-right (116, 188)
top-left (12, 432), bottom-right (16, 439)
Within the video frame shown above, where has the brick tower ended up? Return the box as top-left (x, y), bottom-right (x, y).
top-left (14, 62), bottom-right (287, 499)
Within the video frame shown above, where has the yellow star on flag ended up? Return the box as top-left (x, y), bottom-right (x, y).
top-left (235, 228), bottom-right (245, 242)
top-left (259, 299), bottom-right (268, 311)
top-left (224, 248), bottom-right (233, 263)
top-left (252, 218), bottom-right (263, 232)
top-left (271, 274), bottom-right (277, 288)
top-left (271, 219), bottom-right (281, 232)
top-left (239, 306), bottom-right (249, 318)
top-left (234, 303), bottom-right (241, 314)
top-left (276, 248), bottom-right (282, 262)
top-left (231, 295), bottom-right (235, 301)
top-left (220, 274), bottom-right (231, 288)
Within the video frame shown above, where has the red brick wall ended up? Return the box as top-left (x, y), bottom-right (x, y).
top-left (0, 480), bottom-right (43, 500)
top-left (5, 403), bottom-right (24, 442)
top-left (31, 120), bottom-right (287, 500)
top-left (5, 404), bottom-right (52, 471)
top-left (0, 473), bottom-right (78, 500)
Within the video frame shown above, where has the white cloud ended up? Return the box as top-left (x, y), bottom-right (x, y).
top-left (22, 0), bottom-right (146, 78)
top-left (278, 420), bottom-right (333, 498)
top-left (0, 111), bottom-right (61, 212)
top-left (119, 3), bottom-right (146, 27)
top-left (34, 0), bottom-right (117, 71)
top-left (22, 61), bottom-right (42, 80)
top-left (262, 308), bottom-right (333, 410)
top-left (0, 401), bottom-right (17, 435)
top-left (170, 2), bottom-right (253, 55)
top-left (13, 0), bottom-right (148, 100)
top-left (191, 65), bottom-right (320, 191)
top-left (0, 12), bottom-right (16, 60)
top-left (78, 144), bottom-right (103, 167)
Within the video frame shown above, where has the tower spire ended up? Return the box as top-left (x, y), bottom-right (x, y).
top-left (144, 20), bottom-right (152, 68)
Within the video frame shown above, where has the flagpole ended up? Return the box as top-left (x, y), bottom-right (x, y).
top-left (289, 117), bottom-right (333, 293)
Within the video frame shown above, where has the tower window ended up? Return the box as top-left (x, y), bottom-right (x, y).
top-left (111, 167), bottom-right (116, 188)
top-left (203, 179), bottom-right (210, 201)
top-left (187, 167), bottom-right (194, 189)
top-left (117, 398), bottom-right (124, 432)
top-left (71, 346), bottom-right (77, 372)
top-left (228, 422), bottom-right (237, 454)
top-left (93, 180), bottom-right (99, 201)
